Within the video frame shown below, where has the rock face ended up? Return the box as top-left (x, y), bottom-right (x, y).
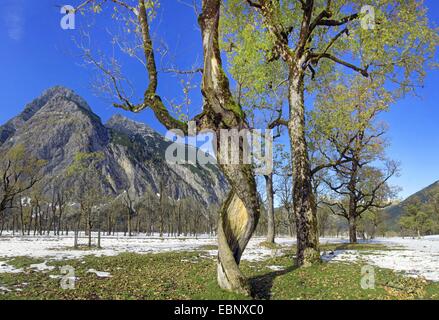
top-left (0, 86), bottom-right (228, 206)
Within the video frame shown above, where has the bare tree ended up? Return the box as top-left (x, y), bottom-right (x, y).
top-left (275, 152), bottom-right (295, 237)
top-left (122, 190), bottom-right (137, 237)
top-left (67, 152), bottom-right (106, 248)
top-left (0, 145), bottom-right (44, 230)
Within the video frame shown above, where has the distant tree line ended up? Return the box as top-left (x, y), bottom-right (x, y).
top-left (0, 148), bottom-right (219, 243)
top-left (399, 196), bottom-right (439, 238)
top-left (0, 145), bottom-right (399, 243)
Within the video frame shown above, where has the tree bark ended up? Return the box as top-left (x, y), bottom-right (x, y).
top-left (19, 197), bottom-right (25, 236)
top-left (97, 227), bottom-right (101, 249)
top-left (159, 183), bottom-right (164, 238)
top-left (198, 0), bottom-right (261, 294)
top-left (87, 209), bottom-right (92, 248)
top-left (177, 203), bottom-right (182, 237)
top-left (216, 161), bottom-right (260, 296)
top-left (33, 206), bottom-right (38, 236)
top-left (74, 208), bottom-right (82, 249)
top-left (348, 215), bottom-right (358, 244)
top-left (12, 213), bottom-right (16, 236)
top-left (27, 212), bottom-right (32, 236)
top-left (288, 66), bottom-right (320, 267)
top-left (264, 173), bottom-right (275, 244)
top-left (107, 214), bottom-right (112, 236)
top-left (127, 209), bottom-right (132, 237)
top-left (347, 157), bottom-right (359, 244)
top-left (56, 192), bottom-right (65, 236)
top-left (74, 230), bottom-right (79, 248)
top-left (57, 208), bottom-right (63, 236)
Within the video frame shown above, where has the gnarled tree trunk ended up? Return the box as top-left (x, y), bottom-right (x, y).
top-left (199, 0), bottom-right (261, 295)
top-left (77, 0), bottom-right (262, 296)
top-left (216, 161), bottom-right (260, 295)
top-left (288, 66), bottom-right (320, 267)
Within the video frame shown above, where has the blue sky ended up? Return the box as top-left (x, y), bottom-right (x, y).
top-left (0, 0), bottom-right (437, 199)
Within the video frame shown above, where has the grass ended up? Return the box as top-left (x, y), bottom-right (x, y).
top-left (259, 241), bottom-right (283, 250)
top-left (52, 245), bottom-right (103, 251)
top-left (319, 243), bottom-right (390, 252)
top-left (198, 245), bottom-right (218, 250)
top-left (0, 252), bottom-right (244, 300)
top-left (250, 253), bottom-right (437, 300)
top-left (7, 256), bottom-right (45, 269)
top-left (0, 245), bottom-right (438, 300)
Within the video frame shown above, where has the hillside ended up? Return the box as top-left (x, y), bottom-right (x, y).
top-left (0, 86), bottom-right (228, 206)
top-left (386, 181), bottom-right (439, 228)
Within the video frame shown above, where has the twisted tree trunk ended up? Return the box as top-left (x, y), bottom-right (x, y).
top-left (76, 0), bottom-right (261, 296)
top-left (216, 161), bottom-right (260, 295)
top-left (198, 0), bottom-right (261, 295)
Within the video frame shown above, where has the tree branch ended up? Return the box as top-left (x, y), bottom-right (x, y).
top-left (246, 0), bottom-right (262, 9)
top-left (318, 13), bottom-right (359, 27)
top-left (309, 52), bottom-right (369, 77)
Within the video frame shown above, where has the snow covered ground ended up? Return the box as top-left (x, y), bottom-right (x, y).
top-left (0, 233), bottom-right (345, 263)
top-left (323, 236), bottom-right (439, 282)
top-left (1, 233), bottom-right (439, 282)
top-left (0, 233), bottom-right (297, 274)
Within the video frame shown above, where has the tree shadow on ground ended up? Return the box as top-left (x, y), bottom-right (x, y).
top-left (249, 266), bottom-right (297, 300)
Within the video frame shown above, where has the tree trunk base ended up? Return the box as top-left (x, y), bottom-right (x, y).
top-left (216, 190), bottom-right (258, 296)
top-left (216, 261), bottom-right (251, 296)
top-left (298, 247), bottom-right (321, 268)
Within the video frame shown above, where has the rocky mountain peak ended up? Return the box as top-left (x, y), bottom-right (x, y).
top-left (0, 87), bottom-right (228, 207)
top-left (0, 86), bottom-right (93, 145)
top-left (39, 86), bottom-right (92, 113)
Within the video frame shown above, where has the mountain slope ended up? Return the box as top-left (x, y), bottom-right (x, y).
top-left (0, 86), bottom-right (93, 146)
top-left (386, 181), bottom-right (439, 227)
top-left (0, 86), bottom-right (228, 206)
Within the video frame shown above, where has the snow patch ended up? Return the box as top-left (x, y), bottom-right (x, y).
top-left (29, 261), bottom-right (55, 272)
top-left (87, 269), bottom-right (112, 278)
top-left (321, 236), bottom-right (439, 282)
top-left (0, 261), bottom-right (23, 274)
top-left (267, 265), bottom-right (285, 271)
top-left (0, 286), bottom-right (11, 292)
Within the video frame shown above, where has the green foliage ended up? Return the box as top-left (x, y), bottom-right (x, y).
top-left (310, 75), bottom-right (392, 145)
top-left (3, 144), bottom-right (46, 177)
top-left (222, 0), bottom-right (438, 105)
top-left (67, 151), bottom-right (105, 177)
top-left (358, 209), bottom-right (390, 238)
top-left (65, 151), bottom-right (107, 225)
top-left (0, 144), bottom-right (46, 214)
top-left (221, 2), bottom-right (289, 119)
top-left (310, 74), bottom-right (399, 231)
top-left (399, 202), bottom-right (439, 236)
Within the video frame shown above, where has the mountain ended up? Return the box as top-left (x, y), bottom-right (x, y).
top-left (385, 181), bottom-right (439, 228)
top-left (0, 86), bottom-right (228, 206)
top-left (0, 87), bottom-right (93, 145)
